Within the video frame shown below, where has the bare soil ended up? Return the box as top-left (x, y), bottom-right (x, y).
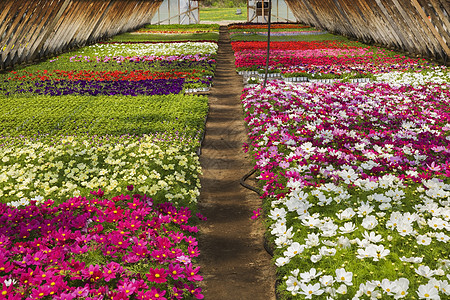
top-left (197, 26), bottom-right (276, 299)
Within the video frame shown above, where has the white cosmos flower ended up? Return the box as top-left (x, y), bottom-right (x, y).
top-left (428, 217), bottom-right (447, 230)
top-left (319, 275), bottom-right (334, 287)
top-left (269, 207), bottom-right (287, 220)
top-left (358, 281), bottom-right (378, 298)
top-left (339, 222), bottom-right (356, 234)
top-left (370, 244), bottom-right (390, 261)
top-left (361, 215), bottom-right (378, 230)
top-left (275, 256), bottom-right (289, 267)
top-left (416, 282), bottom-right (440, 299)
top-left (362, 231), bottom-right (383, 243)
top-left (438, 259), bottom-right (450, 271)
top-left (381, 279), bottom-right (397, 295)
top-left (311, 254), bottom-right (322, 263)
top-left (435, 232), bottom-right (450, 243)
top-left (319, 246), bottom-right (336, 256)
top-left (284, 242), bottom-right (306, 258)
top-left (305, 233), bottom-right (321, 248)
top-left (415, 265), bottom-right (436, 279)
top-left (339, 168), bottom-right (359, 184)
top-left (300, 268), bottom-right (322, 283)
top-left (357, 202), bottom-right (374, 217)
top-left (336, 284), bottom-right (348, 295)
top-left (394, 278), bottom-right (410, 299)
top-left (286, 275), bottom-right (301, 293)
top-left (335, 268), bottom-right (353, 286)
top-left (440, 280), bottom-right (450, 295)
top-left (300, 142), bottom-right (316, 153)
top-left (336, 236), bottom-right (351, 248)
top-left (396, 220), bottom-right (415, 236)
top-left (302, 216), bottom-right (322, 229)
top-left (321, 221), bottom-right (338, 237)
top-left (417, 234), bottom-right (432, 246)
top-left (337, 208), bottom-right (356, 220)
top-left (299, 283), bottom-right (324, 299)
top-left (399, 256), bottom-right (423, 263)
top-left (356, 247), bottom-right (371, 259)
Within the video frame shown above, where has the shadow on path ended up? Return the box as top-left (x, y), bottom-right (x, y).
top-left (198, 26), bottom-right (276, 299)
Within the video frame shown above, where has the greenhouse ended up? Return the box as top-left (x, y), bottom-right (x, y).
top-left (1, 0), bottom-right (449, 299)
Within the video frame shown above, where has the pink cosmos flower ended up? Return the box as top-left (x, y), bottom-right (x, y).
top-left (251, 208), bottom-right (262, 220)
top-left (146, 268), bottom-right (167, 283)
top-left (168, 263), bottom-right (185, 280)
top-left (185, 264), bottom-right (203, 282)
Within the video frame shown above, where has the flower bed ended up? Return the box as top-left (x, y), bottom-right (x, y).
top-left (0, 135), bottom-right (202, 207)
top-left (79, 42), bottom-right (218, 57)
top-left (0, 191), bottom-right (205, 299)
top-left (0, 26), bottom-right (215, 299)
top-left (242, 80), bottom-right (450, 299)
top-left (233, 42), bottom-right (432, 77)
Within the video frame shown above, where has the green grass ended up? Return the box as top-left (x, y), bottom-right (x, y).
top-left (200, 6), bottom-right (247, 21)
top-left (109, 32), bottom-right (219, 42)
top-left (141, 24), bottom-right (220, 31)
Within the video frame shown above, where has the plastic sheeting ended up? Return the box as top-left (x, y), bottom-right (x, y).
top-left (151, 0), bottom-right (199, 24)
top-left (248, 0), bottom-right (297, 23)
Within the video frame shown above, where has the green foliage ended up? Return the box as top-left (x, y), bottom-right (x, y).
top-left (200, 6), bottom-right (247, 21)
top-left (142, 24), bottom-right (220, 31)
top-left (109, 32), bottom-right (220, 42)
top-left (0, 94), bottom-right (208, 139)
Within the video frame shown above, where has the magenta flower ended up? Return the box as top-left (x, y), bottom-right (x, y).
top-left (118, 282), bottom-right (136, 296)
top-left (168, 263), bottom-right (185, 280)
top-left (251, 208), bottom-right (262, 220)
top-left (146, 267), bottom-right (167, 283)
top-left (185, 264), bottom-right (203, 282)
top-left (81, 264), bottom-right (102, 281)
top-left (185, 284), bottom-right (204, 299)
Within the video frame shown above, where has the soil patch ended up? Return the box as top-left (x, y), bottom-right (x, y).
top-left (197, 26), bottom-right (276, 299)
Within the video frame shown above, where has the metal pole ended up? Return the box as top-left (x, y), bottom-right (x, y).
top-left (263, 0), bottom-right (272, 89)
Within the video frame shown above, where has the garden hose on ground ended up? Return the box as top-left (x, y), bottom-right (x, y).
top-left (240, 168), bottom-right (261, 196)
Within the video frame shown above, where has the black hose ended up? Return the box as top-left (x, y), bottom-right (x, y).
top-left (240, 168), bottom-right (261, 196)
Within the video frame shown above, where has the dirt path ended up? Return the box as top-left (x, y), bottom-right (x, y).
top-left (197, 26), bottom-right (276, 299)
